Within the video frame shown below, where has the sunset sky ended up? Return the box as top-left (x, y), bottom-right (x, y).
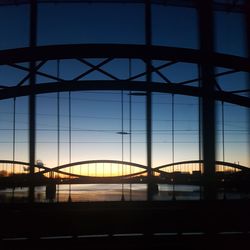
top-left (0, 1), bottom-right (249, 175)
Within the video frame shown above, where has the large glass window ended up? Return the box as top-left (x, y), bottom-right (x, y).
top-left (38, 3), bottom-right (144, 45)
top-left (214, 10), bottom-right (246, 57)
top-left (0, 5), bottom-right (29, 50)
top-left (152, 5), bottom-right (198, 49)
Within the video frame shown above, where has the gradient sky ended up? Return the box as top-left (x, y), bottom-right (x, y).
top-left (0, 1), bottom-right (249, 175)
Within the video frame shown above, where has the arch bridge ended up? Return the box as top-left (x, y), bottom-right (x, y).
top-left (0, 0), bottom-right (249, 201)
top-left (0, 159), bottom-right (249, 186)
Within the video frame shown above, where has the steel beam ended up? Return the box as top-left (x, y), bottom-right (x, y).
top-left (1, 45), bottom-right (250, 72)
top-left (0, 0), bottom-right (245, 13)
top-left (246, 1), bottom-right (250, 169)
top-left (145, 0), bottom-right (154, 201)
top-left (28, 0), bottom-right (37, 203)
top-left (0, 80), bottom-right (249, 107)
top-left (197, 0), bottom-right (216, 200)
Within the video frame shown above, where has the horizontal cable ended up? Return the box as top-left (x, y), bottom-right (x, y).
top-left (0, 141), bottom-right (247, 144)
top-left (0, 127), bottom-right (247, 132)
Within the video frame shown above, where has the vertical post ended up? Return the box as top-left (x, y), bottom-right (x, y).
top-left (197, 0), bottom-right (216, 200)
top-left (29, 0), bottom-right (37, 203)
top-left (246, 1), bottom-right (250, 169)
top-left (12, 97), bottom-right (16, 200)
top-left (145, 0), bottom-right (153, 201)
top-left (198, 65), bottom-right (202, 199)
top-left (57, 60), bottom-right (60, 202)
top-left (129, 59), bottom-right (132, 201)
top-left (171, 94), bottom-right (175, 200)
top-left (121, 89), bottom-right (125, 201)
top-left (13, 97), bottom-right (16, 175)
top-left (68, 91), bottom-right (72, 202)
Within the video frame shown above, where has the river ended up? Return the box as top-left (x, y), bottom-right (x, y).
top-left (0, 184), bottom-right (247, 203)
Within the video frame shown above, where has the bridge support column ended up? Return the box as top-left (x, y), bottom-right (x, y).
top-left (197, 0), bottom-right (216, 200)
top-left (28, 0), bottom-right (37, 203)
top-left (246, 1), bottom-right (250, 169)
top-left (145, 0), bottom-right (154, 201)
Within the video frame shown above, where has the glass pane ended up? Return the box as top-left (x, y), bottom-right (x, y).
top-left (0, 5), bottom-right (29, 49)
top-left (152, 5), bottom-right (198, 49)
top-left (214, 10), bottom-right (246, 57)
top-left (38, 3), bottom-right (144, 45)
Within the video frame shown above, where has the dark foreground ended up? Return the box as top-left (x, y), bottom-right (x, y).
top-left (1, 200), bottom-right (250, 249)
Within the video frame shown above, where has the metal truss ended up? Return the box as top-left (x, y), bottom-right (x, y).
top-left (1, 159), bottom-right (249, 180)
top-left (0, 44), bottom-right (249, 107)
top-left (0, 0), bottom-right (249, 202)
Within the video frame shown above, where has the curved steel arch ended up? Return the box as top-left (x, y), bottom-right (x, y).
top-left (0, 80), bottom-right (249, 107)
top-left (0, 159), bottom-right (147, 178)
top-left (153, 160), bottom-right (203, 176)
top-left (215, 161), bottom-right (250, 172)
top-left (34, 159), bottom-right (250, 178)
top-left (0, 44), bottom-right (249, 107)
top-left (0, 80), bottom-right (201, 99)
top-left (39, 159), bottom-right (148, 175)
top-left (155, 160), bottom-right (203, 171)
top-left (1, 159), bottom-right (249, 175)
top-left (0, 160), bottom-right (50, 171)
top-left (155, 160), bottom-right (250, 172)
top-left (51, 169), bottom-right (148, 179)
top-left (1, 44), bottom-right (250, 72)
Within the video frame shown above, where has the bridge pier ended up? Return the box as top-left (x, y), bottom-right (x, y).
top-left (46, 183), bottom-right (56, 201)
top-left (147, 174), bottom-right (159, 201)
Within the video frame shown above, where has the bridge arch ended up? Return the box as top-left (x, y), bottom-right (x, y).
top-left (0, 160), bottom-right (50, 175)
top-left (0, 0), bottom-right (248, 201)
top-left (155, 160), bottom-right (250, 174)
top-left (33, 159), bottom-right (250, 179)
top-left (0, 45), bottom-right (249, 107)
top-left (38, 160), bottom-right (148, 178)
